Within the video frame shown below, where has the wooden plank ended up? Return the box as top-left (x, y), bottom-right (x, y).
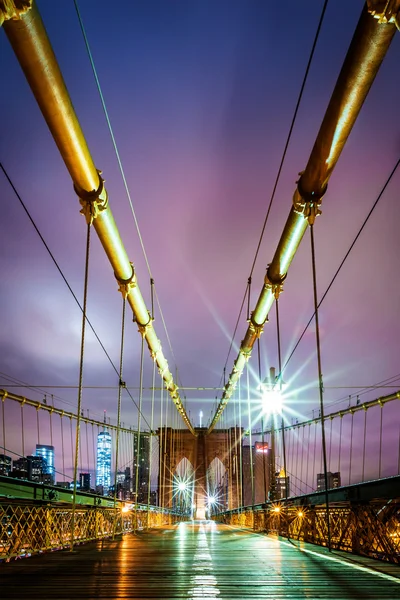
top-left (0, 522), bottom-right (399, 598)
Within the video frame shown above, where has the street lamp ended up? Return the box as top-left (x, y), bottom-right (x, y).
top-left (260, 367), bottom-right (287, 502)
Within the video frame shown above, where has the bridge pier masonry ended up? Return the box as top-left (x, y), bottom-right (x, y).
top-left (158, 427), bottom-right (243, 519)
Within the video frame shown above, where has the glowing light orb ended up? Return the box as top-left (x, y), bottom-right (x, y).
top-left (178, 481), bottom-right (187, 492)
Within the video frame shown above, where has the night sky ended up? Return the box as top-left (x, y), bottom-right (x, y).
top-left (1, 0), bottom-right (399, 453)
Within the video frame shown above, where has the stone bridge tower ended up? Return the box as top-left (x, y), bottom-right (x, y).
top-left (158, 427), bottom-right (243, 519)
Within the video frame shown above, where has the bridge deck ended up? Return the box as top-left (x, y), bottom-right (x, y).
top-left (1, 522), bottom-right (399, 598)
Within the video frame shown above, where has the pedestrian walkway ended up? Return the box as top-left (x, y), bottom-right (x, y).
top-left (1, 521), bottom-right (399, 598)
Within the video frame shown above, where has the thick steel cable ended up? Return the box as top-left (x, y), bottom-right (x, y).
top-left (73, 2), bottom-right (182, 389)
top-left (310, 223), bottom-right (331, 550)
top-left (113, 296), bottom-right (126, 538)
top-left (220, 0), bottom-right (329, 386)
top-left (280, 157), bottom-right (400, 380)
top-left (71, 222), bottom-right (91, 551)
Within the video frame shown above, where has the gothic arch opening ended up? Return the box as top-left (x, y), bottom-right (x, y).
top-left (206, 457), bottom-right (227, 514)
top-left (173, 457), bottom-right (195, 516)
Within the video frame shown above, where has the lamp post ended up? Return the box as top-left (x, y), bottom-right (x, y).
top-left (260, 367), bottom-right (286, 502)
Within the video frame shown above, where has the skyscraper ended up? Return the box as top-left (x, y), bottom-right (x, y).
top-left (96, 426), bottom-right (112, 495)
top-left (36, 444), bottom-right (55, 483)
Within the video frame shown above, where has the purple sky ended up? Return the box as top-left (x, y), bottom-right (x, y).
top-left (1, 0), bottom-right (399, 456)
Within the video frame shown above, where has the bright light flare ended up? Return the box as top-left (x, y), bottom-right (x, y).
top-left (207, 495), bottom-right (217, 506)
top-left (178, 481), bottom-right (187, 492)
top-left (262, 389), bottom-right (284, 416)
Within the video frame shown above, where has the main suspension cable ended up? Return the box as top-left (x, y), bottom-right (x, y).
top-left (219, 0), bottom-right (329, 386)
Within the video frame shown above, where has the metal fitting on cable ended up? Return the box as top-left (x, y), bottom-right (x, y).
top-left (248, 313), bottom-right (265, 338)
top-left (115, 262), bottom-right (136, 299)
top-left (0, 0), bottom-right (32, 26)
top-left (367, 0), bottom-right (400, 29)
top-left (74, 170), bottom-right (108, 225)
top-left (264, 269), bottom-right (285, 300)
top-left (137, 312), bottom-right (153, 337)
top-left (293, 173), bottom-right (327, 225)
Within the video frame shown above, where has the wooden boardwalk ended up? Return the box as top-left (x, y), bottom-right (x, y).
top-left (1, 521), bottom-right (399, 599)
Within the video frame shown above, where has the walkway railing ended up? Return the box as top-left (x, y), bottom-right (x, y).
top-left (0, 501), bottom-right (178, 562)
top-left (214, 496), bottom-right (400, 564)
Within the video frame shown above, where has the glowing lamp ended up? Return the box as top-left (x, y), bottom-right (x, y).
top-left (178, 481), bottom-right (187, 492)
top-left (208, 495), bottom-right (216, 505)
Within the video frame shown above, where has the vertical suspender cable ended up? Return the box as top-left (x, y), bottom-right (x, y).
top-left (135, 336), bottom-right (145, 509)
top-left (60, 415), bottom-right (65, 479)
top-left (338, 416), bottom-right (343, 476)
top-left (305, 424), bottom-right (310, 492)
top-left (246, 363), bottom-right (255, 506)
top-left (238, 377), bottom-right (243, 510)
top-left (257, 339), bottom-right (267, 504)
top-left (71, 222), bottom-right (91, 551)
top-left (113, 296), bottom-right (126, 538)
top-left (362, 409), bottom-right (367, 482)
top-left (159, 381), bottom-right (164, 508)
top-left (310, 223), bottom-right (331, 551)
top-left (147, 359), bottom-right (156, 520)
top-left (378, 404), bottom-right (383, 479)
top-left (275, 300), bottom-right (287, 500)
top-left (349, 411), bottom-right (354, 485)
top-left (20, 402), bottom-right (25, 460)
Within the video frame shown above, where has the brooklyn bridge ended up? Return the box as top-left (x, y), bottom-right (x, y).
top-left (0, 1), bottom-right (399, 598)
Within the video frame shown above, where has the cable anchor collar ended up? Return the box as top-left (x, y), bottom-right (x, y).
top-left (367, 0), bottom-right (400, 30)
top-left (293, 173), bottom-right (327, 225)
top-left (75, 170), bottom-right (108, 225)
top-left (0, 0), bottom-right (32, 26)
top-left (115, 263), bottom-right (136, 299)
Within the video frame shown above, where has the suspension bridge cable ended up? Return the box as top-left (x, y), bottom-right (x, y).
top-left (71, 220), bottom-right (91, 552)
top-left (0, 163), bottom-right (153, 432)
top-left (219, 0), bottom-right (329, 384)
top-left (0, 162), bottom-right (118, 377)
top-left (73, 1), bottom-right (182, 385)
top-left (280, 156), bottom-right (400, 379)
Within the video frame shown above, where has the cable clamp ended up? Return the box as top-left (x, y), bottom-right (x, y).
top-left (264, 269), bottom-right (285, 300)
top-left (115, 263), bottom-right (136, 299)
top-left (75, 170), bottom-right (108, 225)
top-left (293, 174), bottom-right (327, 225)
top-left (0, 1), bottom-right (32, 26)
top-left (367, 0), bottom-right (400, 29)
top-left (137, 312), bottom-right (153, 337)
top-left (248, 315), bottom-right (264, 339)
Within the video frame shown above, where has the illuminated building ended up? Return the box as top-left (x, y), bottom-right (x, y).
top-left (36, 444), bottom-right (55, 483)
top-left (242, 442), bottom-right (271, 505)
top-left (317, 471), bottom-right (341, 491)
top-left (275, 467), bottom-right (290, 499)
top-left (0, 453), bottom-right (12, 476)
top-left (96, 429), bottom-right (112, 495)
top-left (79, 472), bottom-right (91, 491)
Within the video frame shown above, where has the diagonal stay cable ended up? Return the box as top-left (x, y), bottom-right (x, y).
top-left (280, 156), bottom-right (400, 378)
top-left (0, 161), bottom-right (152, 431)
top-left (1, 161), bottom-right (118, 377)
top-left (219, 0), bottom-right (329, 383)
top-left (73, 1), bottom-right (180, 379)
